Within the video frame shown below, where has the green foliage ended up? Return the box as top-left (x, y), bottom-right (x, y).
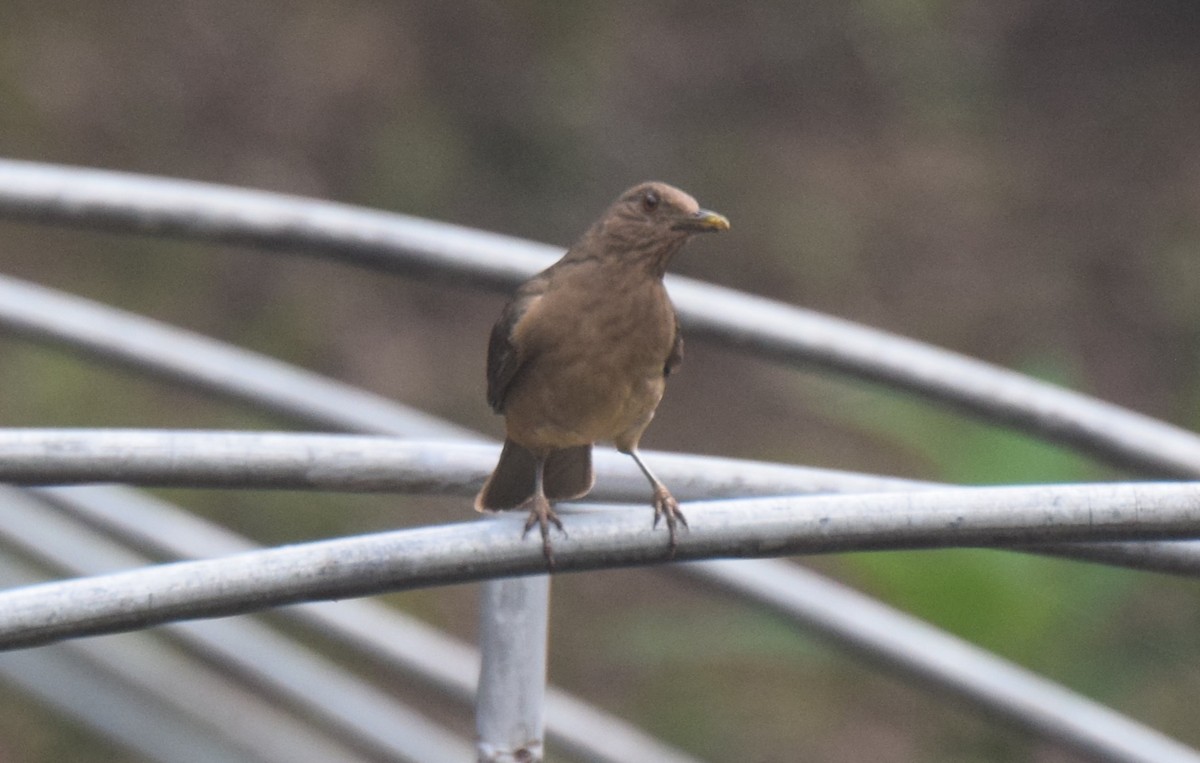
top-left (829, 356), bottom-right (1149, 695)
top-left (602, 604), bottom-right (826, 666)
top-left (837, 355), bottom-right (1105, 486)
top-left (844, 548), bottom-right (1136, 671)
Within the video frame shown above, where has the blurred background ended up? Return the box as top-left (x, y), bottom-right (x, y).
top-left (2, 2), bottom-right (1200, 761)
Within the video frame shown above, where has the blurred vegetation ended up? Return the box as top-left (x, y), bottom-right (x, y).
top-left (3, 2), bottom-right (1200, 761)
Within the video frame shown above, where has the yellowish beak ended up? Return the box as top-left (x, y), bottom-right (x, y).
top-left (674, 208), bottom-right (731, 233)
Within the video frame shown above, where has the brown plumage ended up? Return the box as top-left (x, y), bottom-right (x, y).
top-left (475, 181), bottom-right (730, 564)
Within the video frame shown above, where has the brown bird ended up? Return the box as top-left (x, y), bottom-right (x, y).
top-left (475, 181), bottom-right (730, 564)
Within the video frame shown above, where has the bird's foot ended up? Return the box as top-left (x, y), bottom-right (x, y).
top-left (521, 495), bottom-right (566, 569)
top-left (651, 485), bottom-right (688, 558)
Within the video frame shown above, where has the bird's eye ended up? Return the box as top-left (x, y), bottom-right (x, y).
top-left (642, 191), bottom-right (660, 212)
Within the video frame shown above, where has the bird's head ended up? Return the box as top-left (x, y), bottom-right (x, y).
top-left (590, 181), bottom-right (729, 274)
top-left (615, 181), bottom-right (730, 236)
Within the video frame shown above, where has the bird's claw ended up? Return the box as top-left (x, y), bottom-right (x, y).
top-left (651, 486), bottom-right (687, 558)
top-left (521, 497), bottom-right (565, 569)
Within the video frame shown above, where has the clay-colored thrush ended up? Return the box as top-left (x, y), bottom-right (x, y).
top-left (475, 181), bottom-right (730, 563)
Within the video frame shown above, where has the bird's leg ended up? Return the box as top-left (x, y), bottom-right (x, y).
top-left (520, 455), bottom-right (565, 568)
top-left (625, 448), bottom-right (687, 557)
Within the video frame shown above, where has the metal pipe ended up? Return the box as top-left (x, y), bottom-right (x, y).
top-left (683, 559), bottom-right (1200, 763)
top-left (476, 577), bottom-right (551, 763)
top-left (0, 555), bottom-right (375, 763)
top-left (9, 429), bottom-right (1200, 576)
top-left (3, 159), bottom-right (1200, 476)
top-left (2, 483), bottom-right (1200, 651)
top-left (0, 487), bottom-right (474, 763)
top-left (36, 484), bottom-right (705, 763)
top-left (0, 428), bottom-right (925, 497)
top-left (0, 274), bottom-right (472, 440)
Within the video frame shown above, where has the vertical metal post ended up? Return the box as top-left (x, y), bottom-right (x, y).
top-left (476, 576), bottom-right (550, 763)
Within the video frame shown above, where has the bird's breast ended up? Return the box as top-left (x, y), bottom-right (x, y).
top-left (505, 277), bottom-right (675, 449)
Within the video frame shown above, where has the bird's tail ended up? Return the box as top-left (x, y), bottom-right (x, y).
top-left (475, 439), bottom-right (594, 511)
top-left (545, 444), bottom-right (594, 502)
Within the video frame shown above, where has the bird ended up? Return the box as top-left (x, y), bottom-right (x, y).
top-left (475, 181), bottom-right (730, 565)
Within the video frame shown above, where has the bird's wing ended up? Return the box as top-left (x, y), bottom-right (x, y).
top-left (664, 309), bottom-right (683, 377)
top-left (486, 274), bottom-right (549, 413)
